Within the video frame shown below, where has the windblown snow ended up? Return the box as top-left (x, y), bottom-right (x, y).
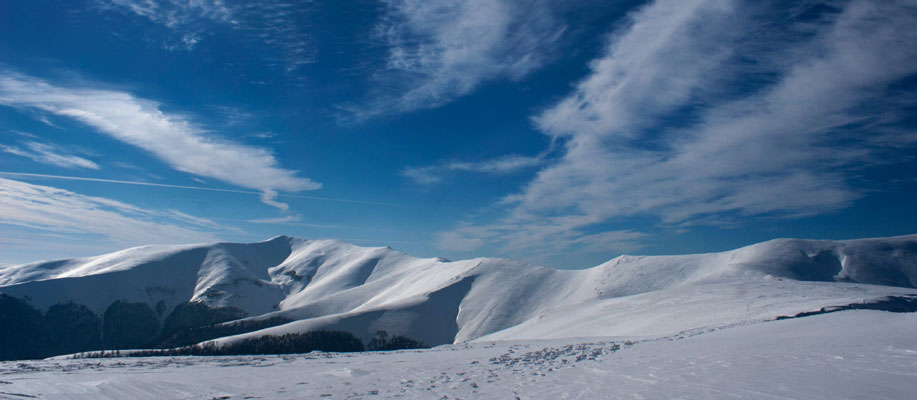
top-left (1, 235), bottom-right (915, 345)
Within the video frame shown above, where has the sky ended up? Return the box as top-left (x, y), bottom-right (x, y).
top-left (1, 0), bottom-right (916, 268)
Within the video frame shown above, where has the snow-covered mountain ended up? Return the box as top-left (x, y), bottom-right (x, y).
top-left (1, 235), bottom-right (916, 357)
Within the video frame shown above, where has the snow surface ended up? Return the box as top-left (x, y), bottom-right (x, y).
top-left (3, 235), bottom-right (917, 398)
top-left (2, 310), bottom-right (916, 399)
top-left (1, 235), bottom-right (916, 345)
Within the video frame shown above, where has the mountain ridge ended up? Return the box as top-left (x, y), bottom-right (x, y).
top-left (2, 234), bottom-right (916, 358)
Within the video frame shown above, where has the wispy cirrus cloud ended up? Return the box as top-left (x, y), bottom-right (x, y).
top-left (347, 0), bottom-right (565, 119)
top-left (98, 0), bottom-right (232, 50)
top-left (0, 172), bottom-right (394, 207)
top-left (246, 215), bottom-right (302, 224)
top-left (231, 1), bottom-right (317, 72)
top-left (0, 177), bottom-right (221, 248)
top-left (1, 141), bottom-right (99, 170)
top-left (0, 71), bottom-right (319, 210)
top-left (439, 0), bottom-right (917, 259)
top-left (100, 0), bottom-right (234, 25)
top-left (402, 154), bottom-right (544, 186)
top-left (97, 0), bottom-right (316, 69)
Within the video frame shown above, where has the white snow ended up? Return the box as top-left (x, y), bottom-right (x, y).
top-left (3, 235), bottom-right (917, 398)
top-left (3, 310), bottom-right (916, 399)
top-left (1, 235), bottom-right (916, 346)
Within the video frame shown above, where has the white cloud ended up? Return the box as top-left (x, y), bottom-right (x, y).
top-left (1, 141), bottom-right (99, 170)
top-left (258, 190), bottom-right (291, 212)
top-left (402, 154), bottom-right (543, 185)
top-left (350, 0), bottom-right (565, 118)
top-left (0, 177), bottom-right (221, 246)
top-left (534, 0), bottom-right (735, 140)
top-left (0, 71), bottom-right (320, 209)
top-left (441, 0), bottom-right (917, 258)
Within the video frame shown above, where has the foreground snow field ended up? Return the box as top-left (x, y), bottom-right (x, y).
top-left (2, 310), bottom-right (915, 400)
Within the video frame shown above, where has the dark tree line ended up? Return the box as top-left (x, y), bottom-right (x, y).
top-left (0, 294), bottom-right (53, 360)
top-left (103, 301), bottom-right (161, 349)
top-left (45, 302), bottom-right (102, 355)
top-left (157, 316), bottom-right (293, 348)
top-left (159, 301), bottom-right (246, 341)
top-left (206, 330), bottom-right (366, 355)
top-left (77, 330), bottom-right (365, 358)
top-left (0, 296), bottom-right (289, 360)
top-left (76, 329), bottom-right (428, 359)
top-left (367, 330), bottom-right (426, 351)
top-left (2, 293), bottom-right (430, 361)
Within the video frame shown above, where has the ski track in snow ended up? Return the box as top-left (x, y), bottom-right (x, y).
top-left (2, 310), bottom-right (917, 400)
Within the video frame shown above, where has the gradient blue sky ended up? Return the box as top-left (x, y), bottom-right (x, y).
top-left (1, 0), bottom-right (916, 268)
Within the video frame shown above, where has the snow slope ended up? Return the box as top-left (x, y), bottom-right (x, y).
top-left (3, 310), bottom-right (916, 399)
top-left (1, 235), bottom-right (916, 346)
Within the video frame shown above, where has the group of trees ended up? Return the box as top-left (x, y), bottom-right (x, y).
top-left (158, 316), bottom-right (293, 348)
top-left (0, 296), bottom-right (266, 359)
top-left (0, 296), bottom-right (292, 360)
top-left (367, 330), bottom-right (426, 351)
top-left (76, 330), bottom-right (426, 359)
top-left (1, 294), bottom-right (429, 361)
top-left (0, 294), bottom-right (53, 360)
top-left (159, 301), bottom-right (246, 340)
top-left (102, 301), bottom-right (161, 349)
top-left (0, 295), bottom-right (111, 360)
top-left (77, 330), bottom-right (366, 358)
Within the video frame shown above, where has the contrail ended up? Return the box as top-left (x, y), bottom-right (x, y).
top-left (0, 171), bottom-right (392, 206)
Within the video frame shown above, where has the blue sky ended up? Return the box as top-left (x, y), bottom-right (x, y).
top-left (1, 0), bottom-right (916, 268)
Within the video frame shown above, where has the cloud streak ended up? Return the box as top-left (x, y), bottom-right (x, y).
top-left (1, 141), bottom-right (99, 170)
top-left (0, 177), bottom-right (221, 247)
top-left (402, 154), bottom-right (544, 185)
top-left (246, 215), bottom-right (302, 224)
top-left (0, 172), bottom-right (390, 206)
top-left (440, 0), bottom-right (917, 258)
top-left (0, 72), bottom-right (319, 210)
